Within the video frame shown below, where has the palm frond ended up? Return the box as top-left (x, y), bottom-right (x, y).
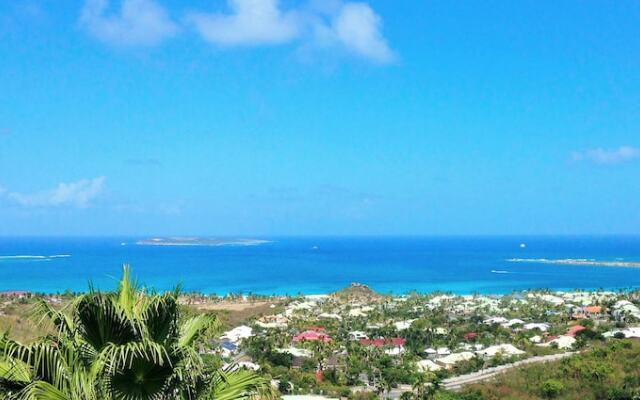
top-left (141, 295), bottom-right (178, 344)
top-left (178, 315), bottom-right (217, 348)
top-left (29, 299), bottom-right (74, 338)
top-left (75, 293), bottom-right (138, 349)
top-left (98, 340), bottom-right (172, 374)
top-left (207, 366), bottom-right (274, 400)
top-left (15, 381), bottom-right (71, 400)
top-left (0, 358), bottom-right (32, 390)
top-left (116, 265), bottom-right (140, 318)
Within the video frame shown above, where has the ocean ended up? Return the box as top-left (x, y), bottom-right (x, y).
top-left (0, 236), bottom-right (639, 295)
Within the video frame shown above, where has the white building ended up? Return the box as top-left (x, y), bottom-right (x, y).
top-left (538, 335), bottom-right (575, 350)
top-left (221, 325), bottom-right (253, 344)
top-left (476, 344), bottom-right (525, 358)
top-left (416, 359), bottom-right (442, 372)
top-left (436, 352), bottom-right (475, 368)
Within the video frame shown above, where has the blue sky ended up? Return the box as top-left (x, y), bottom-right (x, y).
top-left (1, 0), bottom-right (640, 236)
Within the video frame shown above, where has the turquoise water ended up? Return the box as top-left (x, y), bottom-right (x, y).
top-left (0, 236), bottom-right (639, 295)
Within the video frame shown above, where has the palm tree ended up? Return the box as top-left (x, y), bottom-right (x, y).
top-left (0, 266), bottom-right (271, 400)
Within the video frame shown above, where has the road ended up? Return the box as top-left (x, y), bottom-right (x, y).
top-left (350, 352), bottom-right (576, 398)
top-left (441, 352), bottom-right (575, 391)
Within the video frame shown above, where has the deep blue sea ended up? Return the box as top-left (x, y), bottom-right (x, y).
top-left (0, 236), bottom-right (639, 295)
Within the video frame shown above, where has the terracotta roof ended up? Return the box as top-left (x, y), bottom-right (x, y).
top-left (464, 332), bottom-right (478, 340)
top-left (584, 306), bottom-right (602, 314)
top-left (566, 325), bottom-right (586, 337)
top-left (0, 290), bottom-right (29, 296)
top-left (306, 326), bottom-right (326, 332)
top-left (359, 337), bottom-right (405, 347)
top-left (293, 330), bottom-right (332, 343)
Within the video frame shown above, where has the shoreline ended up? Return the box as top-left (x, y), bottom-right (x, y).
top-left (3, 284), bottom-right (640, 298)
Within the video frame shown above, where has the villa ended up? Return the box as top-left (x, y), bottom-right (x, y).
top-left (416, 359), bottom-right (442, 372)
top-left (476, 344), bottom-right (525, 358)
top-left (221, 325), bottom-right (253, 344)
top-left (436, 352), bottom-right (475, 368)
top-left (293, 330), bottom-right (332, 343)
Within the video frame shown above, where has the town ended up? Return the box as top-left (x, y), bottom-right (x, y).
top-left (2, 281), bottom-right (640, 399)
top-left (185, 283), bottom-right (640, 398)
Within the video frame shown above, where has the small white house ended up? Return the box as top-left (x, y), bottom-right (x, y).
top-left (476, 344), bottom-right (525, 358)
top-left (436, 352), bottom-right (475, 368)
top-left (416, 359), bottom-right (442, 372)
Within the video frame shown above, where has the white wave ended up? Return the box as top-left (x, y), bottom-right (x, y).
top-left (490, 270), bottom-right (511, 274)
top-left (0, 254), bottom-right (71, 261)
top-left (0, 255), bottom-right (48, 260)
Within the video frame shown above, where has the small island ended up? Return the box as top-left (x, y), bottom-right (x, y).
top-left (136, 237), bottom-right (271, 247)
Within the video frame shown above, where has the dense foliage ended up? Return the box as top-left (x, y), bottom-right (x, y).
top-left (0, 267), bottom-right (271, 400)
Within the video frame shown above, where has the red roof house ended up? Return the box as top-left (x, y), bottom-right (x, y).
top-left (359, 337), bottom-right (405, 347)
top-left (0, 290), bottom-right (29, 297)
top-left (566, 325), bottom-right (586, 337)
top-left (306, 326), bottom-right (326, 332)
top-left (293, 330), bottom-right (332, 343)
top-left (584, 306), bottom-right (602, 315)
top-left (464, 332), bottom-right (478, 341)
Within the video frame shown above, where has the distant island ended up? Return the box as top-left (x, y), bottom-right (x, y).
top-left (136, 237), bottom-right (271, 247)
top-left (507, 258), bottom-right (640, 268)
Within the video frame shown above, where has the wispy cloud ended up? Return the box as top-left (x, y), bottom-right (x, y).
top-left (185, 0), bottom-right (300, 46)
top-left (80, 0), bottom-right (178, 46)
top-left (185, 0), bottom-right (395, 64)
top-left (2, 177), bottom-right (106, 208)
top-left (571, 146), bottom-right (640, 165)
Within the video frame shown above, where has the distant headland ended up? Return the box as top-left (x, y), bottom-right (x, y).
top-left (136, 237), bottom-right (271, 247)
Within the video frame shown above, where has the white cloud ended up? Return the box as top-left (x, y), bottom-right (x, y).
top-left (185, 0), bottom-right (300, 46)
top-left (185, 0), bottom-right (395, 64)
top-left (3, 177), bottom-right (106, 208)
top-left (571, 146), bottom-right (640, 165)
top-left (330, 3), bottom-right (394, 64)
top-left (80, 0), bottom-right (178, 46)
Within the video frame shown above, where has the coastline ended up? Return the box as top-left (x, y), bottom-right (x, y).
top-left (3, 284), bottom-right (640, 298)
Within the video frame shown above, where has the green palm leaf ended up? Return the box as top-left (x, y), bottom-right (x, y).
top-left (207, 366), bottom-right (274, 400)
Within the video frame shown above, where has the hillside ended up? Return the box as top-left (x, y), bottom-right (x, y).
top-left (440, 339), bottom-right (640, 400)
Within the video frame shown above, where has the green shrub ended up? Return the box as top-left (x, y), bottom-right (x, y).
top-left (540, 379), bottom-right (564, 398)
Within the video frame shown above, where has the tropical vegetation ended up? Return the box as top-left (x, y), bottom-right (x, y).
top-left (0, 267), bottom-right (271, 400)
